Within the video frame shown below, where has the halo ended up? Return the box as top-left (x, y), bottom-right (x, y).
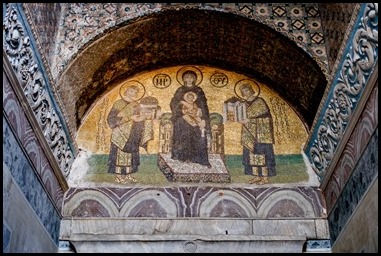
top-left (176, 66), bottom-right (203, 86)
top-left (119, 80), bottom-right (146, 102)
top-left (184, 91), bottom-right (197, 102)
top-left (234, 79), bottom-right (261, 100)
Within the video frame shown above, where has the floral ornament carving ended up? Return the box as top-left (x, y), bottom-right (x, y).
top-left (3, 4), bottom-right (74, 177)
top-left (4, 5), bottom-right (25, 71)
top-left (307, 3), bottom-right (378, 180)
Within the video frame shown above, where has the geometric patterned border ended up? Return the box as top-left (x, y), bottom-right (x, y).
top-left (304, 3), bottom-right (378, 181)
top-left (51, 3), bottom-right (328, 80)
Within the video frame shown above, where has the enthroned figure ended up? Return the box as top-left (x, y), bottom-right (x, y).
top-left (170, 70), bottom-right (211, 168)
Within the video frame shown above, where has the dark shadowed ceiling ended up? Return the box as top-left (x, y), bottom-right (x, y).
top-left (56, 8), bottom-right (327, 135)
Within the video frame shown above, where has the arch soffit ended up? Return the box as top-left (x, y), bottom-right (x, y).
top-left (56, 9), bottom-right (327, 134)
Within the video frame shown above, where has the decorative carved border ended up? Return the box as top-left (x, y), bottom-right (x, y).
top-left (3, 51), bottom-right (69, 192)
top-left (3, 3), bottom-right (75, 178)
top-left (308, 4), bottom-right (361, 136)
top-left (324, 83), bottom-right (377, 211)
top-left (21, 3), bottom-right (76, 144)
top-left (304, 3), bottom-right (378, 181)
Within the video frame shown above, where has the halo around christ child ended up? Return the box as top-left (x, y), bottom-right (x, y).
top-left (176, 66), bottom-right (203, 86)
top-left (119, 80), bottom-right (146, 102)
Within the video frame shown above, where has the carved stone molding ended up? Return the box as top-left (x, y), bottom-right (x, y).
top-left (305, 3), bottom-right (378, 181)
top-left (3, 3), bottom-right (75, 177)
top-left (60, 218), bottom-right (330, 252)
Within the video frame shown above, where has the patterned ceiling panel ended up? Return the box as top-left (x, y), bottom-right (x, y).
top-left (50, 3), bottom-right (328, 81)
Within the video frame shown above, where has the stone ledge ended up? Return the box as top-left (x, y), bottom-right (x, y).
top-left (68, 234), bottom-right (306, 241)
top-left (61, 218), bottom-right (315, 252)
top-left (60, 218), bottom-right (329, 241)
top-left (68, 236), bottom-right (307, 253)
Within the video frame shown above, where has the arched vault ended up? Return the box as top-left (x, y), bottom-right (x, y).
top-left (56, 9), bottom-right (327, 135)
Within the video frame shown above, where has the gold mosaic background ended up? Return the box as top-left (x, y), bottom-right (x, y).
top-left (77, 65), bottom-right (308, 155)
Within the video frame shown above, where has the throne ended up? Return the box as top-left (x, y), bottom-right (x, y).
top-left (157, 113), bottom-right (230, 183)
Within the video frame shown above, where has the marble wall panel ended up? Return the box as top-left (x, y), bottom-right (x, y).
top-left (60, 218), bottom-right (326, 252)
top-left (3, 69), bottom-right (64, 214)
top-left (63, 186), bottom-right (326, 218)
top-left (327, 129), bottom-right (378, 246)
top-left (325, 85), bottom-right (378, 214)
top-left (331, 178), bottom-right (378, 253)
top-left (3, 165), bottom-right (58, 252)
top-left (3, 118), bottom-right (62, 246)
